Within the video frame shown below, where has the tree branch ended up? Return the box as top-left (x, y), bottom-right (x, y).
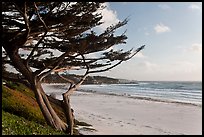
top-left (36, 50), bottom-right (76, 81)
top-left (35, 51), bottom-right (68, 76)
top-left (80, 53), bottom-right (90, 75)
top-left (38, 67), bottom-right (58, 82)
top-left (33, 2), bottom-right (49, 31)
top-left (34, 47), bottom-right (80, 77)
top-left (54, 66), bottom-right (76, 72)
top-left (41, 2), bottom-right (62, 20)
top-left (88, 60), bottom-right (123, 74)
top-left (62, 53), bottom-right (90, 96)
top-left (11, 2), bottom-right (30, 43)
top-left (26, 2), bottom-right (49, 67)
top-left (25, 31), bottom-right (47, 66)
top-left (64, 73), bottom-right (88, 97)
top-left (23, 2), bottom-right (30, 38)
top-left (87, 45), bottom-right (145, 74)
top-left (52, 53), bottom-right (90, 96)
top-left (56, 73), bottom-right (75, 85)
top-left (127, 45), bottom-right (145, 60)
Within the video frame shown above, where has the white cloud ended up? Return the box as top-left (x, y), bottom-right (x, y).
top-left (154, 23), bottom-right (171, 34)
top-left (158, 4), bottom-right (171, 10)
top-left (188, 4), bottom-right (201, 10)
top-left (188, 43), bottom-right (202, 53)
top-left (96, 3), bottom-right (120, 31)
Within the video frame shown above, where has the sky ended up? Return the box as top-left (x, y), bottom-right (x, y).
top-left (92, 2), bottom-right (202, 81)
top-left (3, 2), bottom-right (202, 82)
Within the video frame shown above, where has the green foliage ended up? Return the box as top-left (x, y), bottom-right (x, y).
top-left (2, 83), bottom-right (45, 125)
top-left (2, 110), bottom-right (66, 135)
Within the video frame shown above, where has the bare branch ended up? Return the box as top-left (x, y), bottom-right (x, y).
top-left (36, 50), bottom-right (76, 80)
top-left (38, 66), bottom-right (59, 82)
top-left (26, 2), bottom-right (49, 67)
top-left (33, 2), bottom-right (49, 31)
top-left (23, 2), bottom-right (30, 37)
top-left (56, 73), bottom-right (75, 85)
top-left (80, 53), bottom-right (90, 75)
top-left (35, 51), bottom-right (69, 76)
top-left (63, 54), bottom-right (90, 96)
top-left (25, 31), bottom-right (47, 66)
top-left (51, 53), bottom-right (90, 96)
top-left (56, 72), bottom-right (75, 92)
top-left (64, 73), bottom-right (88, 97)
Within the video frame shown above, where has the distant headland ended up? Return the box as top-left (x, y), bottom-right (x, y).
top-left (42, 74), bottom-right (138, 85)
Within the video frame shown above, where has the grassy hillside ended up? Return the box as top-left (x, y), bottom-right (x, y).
top-left (2, 110), bottom-right (66, 135)
top-left (2, 80), bottom-right (91, 135)
top-left (2, 81), bottom-right (45, 125)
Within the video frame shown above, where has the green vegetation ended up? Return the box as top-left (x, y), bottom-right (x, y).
top-left (2, 81), bottom-right (45, 125)
top-left (2, 110), bottom-right (66, 135)
top-left (2, 80), bottom-right (91, 135)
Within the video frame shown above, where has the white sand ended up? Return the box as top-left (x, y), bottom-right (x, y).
top-left (70, 91), bottom-right (202, 135)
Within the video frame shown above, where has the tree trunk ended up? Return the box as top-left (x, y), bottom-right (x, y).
top-left (62, 93), bottom-right (74, 135)
top-left (31, 79), bottom-right (68, 131)
top-left (3, 45), bottom-right (73, 134)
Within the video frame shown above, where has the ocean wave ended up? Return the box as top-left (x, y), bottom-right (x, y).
top-left (43, 82), bottom-right (202, 106)
top-left (77, 89), bottom-right (202, 107)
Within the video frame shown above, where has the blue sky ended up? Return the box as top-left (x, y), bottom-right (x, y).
top-left (95, 2), bottom-right (202, 81)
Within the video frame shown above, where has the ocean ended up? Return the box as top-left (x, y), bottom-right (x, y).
top-left (43, 81), bottom-right (202, 105)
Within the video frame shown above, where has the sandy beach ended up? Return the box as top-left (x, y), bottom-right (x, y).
top-left (70, 91), bottom-right (202, 135)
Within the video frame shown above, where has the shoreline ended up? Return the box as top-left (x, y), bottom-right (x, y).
top-left (70, 90), bottom-right (202, 135)
top-left (77, 89), bottom-right (202, 107)
top-left (42, 83), bottom-right (202, 107)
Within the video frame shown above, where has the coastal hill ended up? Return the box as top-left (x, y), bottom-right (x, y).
top-left (42, 74), bottom-right (138, 84)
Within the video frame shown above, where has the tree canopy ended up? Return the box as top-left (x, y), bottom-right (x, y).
top-left (2, 2), bottom-right (145, 82)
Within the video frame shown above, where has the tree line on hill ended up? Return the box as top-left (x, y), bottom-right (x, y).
top-left (42, 73), bottom-right (123, 84)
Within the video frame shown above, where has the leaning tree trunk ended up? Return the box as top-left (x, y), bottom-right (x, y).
top-left (3, 42), bottom-right (73, 134)
top-left (62, 93), bottom-right (74, 135)
top-left (55, 73), bottom-right (80, 135)
top-left (32, 79), bottom-right (78, 135)
top-left (31, 79), bottom-right (68, 131)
